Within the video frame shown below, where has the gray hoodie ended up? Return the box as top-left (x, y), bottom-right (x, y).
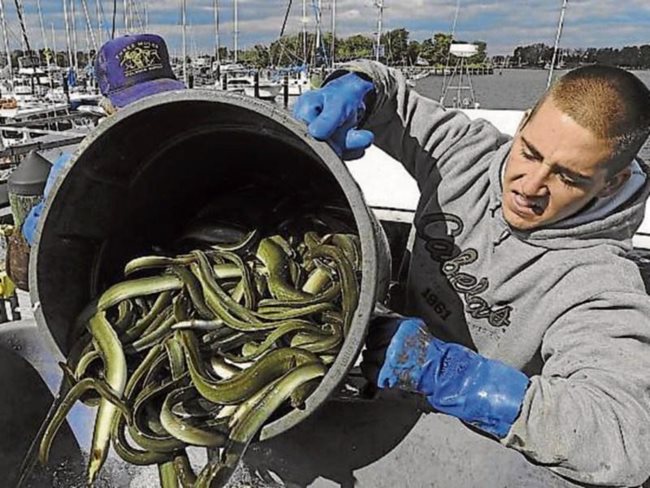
top-left (347, 60), bottom-right (650, 487)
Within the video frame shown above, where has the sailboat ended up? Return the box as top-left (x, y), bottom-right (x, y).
top-left (0, 1), bottom-right (93, 150)
top-left (210, 0), bottom-right (282, 99)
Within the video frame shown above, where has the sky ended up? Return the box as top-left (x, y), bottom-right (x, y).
top-left (6, 0), bottom-right (650, 58)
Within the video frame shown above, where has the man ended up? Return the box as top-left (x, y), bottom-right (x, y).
top-left (293, 61), bottom-right (650, 486)
top-left (22, 32), bottom-right (185, 245)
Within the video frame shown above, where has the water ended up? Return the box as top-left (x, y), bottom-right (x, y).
top-left (414, 68), bottom-right (650, 160)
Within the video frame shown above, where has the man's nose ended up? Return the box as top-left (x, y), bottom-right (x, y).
top-left (522, 164), bottom-right (551, 197)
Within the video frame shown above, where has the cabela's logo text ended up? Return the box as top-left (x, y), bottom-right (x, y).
top-left (417, 212), bottom-right (512, 328)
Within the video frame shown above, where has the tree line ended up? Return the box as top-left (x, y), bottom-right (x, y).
top-left (16, 33), bottom-right (650, 72)
top-left (0, 48), bottom-right (94, 70)
top-left (495, 43), bottom-right (650, 69)
top-left (3, 34), bottom-right (650, 73)
top-left (238, 30), bottom-right (487, 68)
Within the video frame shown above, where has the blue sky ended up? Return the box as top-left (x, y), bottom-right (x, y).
top-left (7, 1), bottom-right (650, 57)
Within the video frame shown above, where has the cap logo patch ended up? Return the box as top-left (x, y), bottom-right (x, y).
top-left (117, 41), bottom-right (163, 76)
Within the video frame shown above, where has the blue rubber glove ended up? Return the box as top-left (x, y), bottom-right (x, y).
top-left (361, 316), bottom-right (529, 439)
top-left (23, 152), bottom-right (72, 245)
top-left (293, 72), bottom-right (375, 160)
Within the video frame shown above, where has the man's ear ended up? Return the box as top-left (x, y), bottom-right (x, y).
top-left (597, 166), bottom-right (631, 198)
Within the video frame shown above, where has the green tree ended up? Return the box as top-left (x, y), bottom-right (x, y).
top-left (338, 34), bottom-right (374, 61)
top-left (240, 44), bottom-right (270, 68)
top-left (431, 32), bottom-right (453, 66)
top-left (619, 45), bottom-right (639, 68)
top-left (11, 50), bottom-right (23, 68)
top-left (39, 47), bottom-right (55, 65)
top-left (512, 43), bottom-right (550, 67)
top-left (419, 38), bottom-right (435, 65)
top-left (595, 47), bottom-right (618, 66)
top-left (55, 51), bottom-right (68, 67)
top-left (407, 40), bottom-right (421, 65)
top-left (269, 33), bottom-right (316, 66)
top-left (213, 47), bottom-right (229, 63)
top-left (417, 33), bottom-right (452, 66)
top-left (640, 45), bottom-right (650, 69)
top-left (382, 28), bottom-right (410, 65)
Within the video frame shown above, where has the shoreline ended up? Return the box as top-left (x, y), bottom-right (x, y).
top-left (400, 66), bottom-right (650, 73)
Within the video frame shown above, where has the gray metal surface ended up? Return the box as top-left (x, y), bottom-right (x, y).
top-left (0, 307), bottom-right (618, 488)
top-left (242, 393), bottom-right (587, 488)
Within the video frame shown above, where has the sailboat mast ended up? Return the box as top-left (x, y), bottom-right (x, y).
top-left (315, 0), bottom-right (321, 63)
top-left (62, 0), bottom-right (73, 69)
top-left (302, 0), bottom-right (306, 63)
top-left (233, 0), bottom-right (238, 64)
top-left (182, 0), bottom-right (187, 85)
top-left (214, 0), bottom-right (220, 64)
top-left (70, 0), bottom-right (79, 69)
top-left (132, 1), bottom-right (145, 31)
top-left (0, 0), bottom-right (12, 75)
top-left (51, 23), bottom-right (57, 66)
top-left (547, 0), bottom-right (568, 88)
top-left (13, 0), bottom-right (32, 53)
top-left (331, 0), bottom-right (336, 67)
top-left (84, 15), bottom-right (91, 64)
top-left (36, 0), bottom-right (48, 58)
top-left (95, 0), bottom-right (104, 43)
top-left (36, 0), bottom-right (53, 87)
top-left (374, 0), bottom-right (384, 62)
top-left (80, 0), bottom-right (98, 53)
top-left (441, 0), bottom-right (461, 101)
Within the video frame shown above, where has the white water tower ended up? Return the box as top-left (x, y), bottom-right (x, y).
top-left (449, 43), bottom-right (478, 58)
top-left (441, 43), bottom-right (480, 109)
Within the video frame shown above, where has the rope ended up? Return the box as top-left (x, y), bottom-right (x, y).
top-left (111, 0), bottom-right (117, 39)
top-left (272, 0), bottom-right (293, 67)
top-left (12, 0), bottom-right (31, 53)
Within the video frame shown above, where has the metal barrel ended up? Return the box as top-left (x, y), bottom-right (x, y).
top-left (29, 89), bottom-right (391, 440)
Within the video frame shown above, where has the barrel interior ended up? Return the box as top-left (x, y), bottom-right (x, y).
top-left (36, 97), bottom-right (355, 356)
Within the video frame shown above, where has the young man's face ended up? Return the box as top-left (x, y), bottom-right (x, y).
top-left (502, 98), bottom-right (619, 230)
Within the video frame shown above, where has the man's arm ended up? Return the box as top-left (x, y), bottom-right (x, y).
top-left (335, 60), bottom-right (509, 189)
top-left (504, 288), bottom-right (650, 486)
top-left (294, 61), bottom-right (509, 193)
top-left (363, 268), bottom-right (650, 486)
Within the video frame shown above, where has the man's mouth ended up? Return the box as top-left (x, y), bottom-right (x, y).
top-left (511, 191), bottom-right (546, 216)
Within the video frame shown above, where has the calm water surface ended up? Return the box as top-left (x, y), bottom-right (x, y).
top-left (414, 68), bottom-right (650, 160)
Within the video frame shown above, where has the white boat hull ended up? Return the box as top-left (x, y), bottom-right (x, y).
top-left (243, 84), bottom-right (281, 100)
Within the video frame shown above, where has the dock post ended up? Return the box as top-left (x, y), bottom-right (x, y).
top-left (254, 72), bottom-right (260, 98)
top-left (283, 75), bottom-right (289, 108)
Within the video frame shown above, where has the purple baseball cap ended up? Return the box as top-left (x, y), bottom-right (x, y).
top-left (95, 33), bottom-right (185, 108)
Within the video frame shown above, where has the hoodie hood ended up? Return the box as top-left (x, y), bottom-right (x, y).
top-left (489, 141), bottom-right (650, 251)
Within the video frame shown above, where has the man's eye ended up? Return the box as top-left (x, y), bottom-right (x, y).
top-left (558, 173), bottom-right (578, 186)
top-left (520, 149), bottom-right (536, 161)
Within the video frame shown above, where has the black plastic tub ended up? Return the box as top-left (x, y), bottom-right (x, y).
top-left (29, 89), bottom-right (391, 440)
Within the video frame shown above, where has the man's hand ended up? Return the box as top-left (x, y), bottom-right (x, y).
top-left (293, 72), bottom-right (375, 160)
top-left (361, 315), bottom-right (530, 439)
top-left (362, 316), bottom-right (432, 391)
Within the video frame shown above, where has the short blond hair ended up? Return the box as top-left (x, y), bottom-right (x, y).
top-left (534, 65), bottom-right (650, 176)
